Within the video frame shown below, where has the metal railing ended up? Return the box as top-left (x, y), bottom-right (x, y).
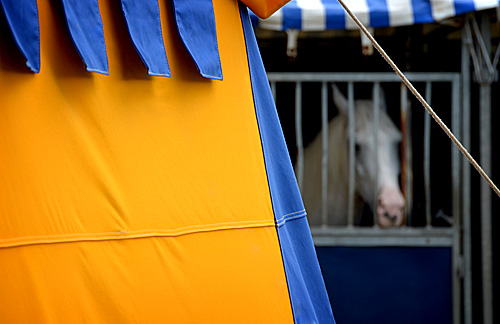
top-left (269, 71), bottom-right (461, 232)
top-left (268, 71), bottom-right (464, 323)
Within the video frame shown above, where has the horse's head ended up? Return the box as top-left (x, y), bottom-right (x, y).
top-left (333, 85), bottom-right (405, 227)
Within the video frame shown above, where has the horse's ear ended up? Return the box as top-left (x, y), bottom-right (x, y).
top-left (332, 84), bottom-right (348, 115)
top-left (372, 84), bottom-right (388, 112)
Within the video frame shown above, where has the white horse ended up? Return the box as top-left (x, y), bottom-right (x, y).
top-left (300, 85), bottom-right (405, 227)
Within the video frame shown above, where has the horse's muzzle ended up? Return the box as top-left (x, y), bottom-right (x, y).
top-left (377, 186), bottom-right (405, 227)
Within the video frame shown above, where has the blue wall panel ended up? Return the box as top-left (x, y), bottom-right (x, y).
top-left (316, 247), bottom-right (452, 324)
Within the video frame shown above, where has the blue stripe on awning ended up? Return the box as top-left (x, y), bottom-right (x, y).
top-left (61, 0), bottom-right (109, 74)
top-left (121, 0), bottom-right (170, 77)
top-left (240, 4), bottom-right (336, 323)
top-left (367, 0), bottom-right (390, 27)
top-left (171, 0), bottom-right (222, 80)
top-left (412, 0), bottom-right (434, 25)
top-left (282, 1), bottom-right (302, 30)
top-left (0, 0), bottom-right (40, 73)
top-left (324, 0), bottom-right (346, 29)
top-left (455, 0), bottom-right (477, 15)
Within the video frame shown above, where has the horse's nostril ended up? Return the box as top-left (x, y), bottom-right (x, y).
top-left (383, 212), bottom-right (397, 222)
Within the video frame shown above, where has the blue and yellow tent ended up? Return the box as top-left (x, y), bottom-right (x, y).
top-left (0, 0), bottom-right (335, 322)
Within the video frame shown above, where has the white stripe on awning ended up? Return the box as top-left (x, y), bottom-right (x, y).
top-left (345, 0), bottom-right (370, 29)
top-left (298, 0), bottom-right (327, 30)
top-left (386, 0), bottom-right (414, 26)
top-left (251, 0), bottom-right (500, 30)
top-left (431, 0), bottom-right (457, 21)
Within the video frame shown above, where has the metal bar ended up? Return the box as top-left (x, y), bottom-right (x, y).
top-left (400, 84), bottom-right (412, 225)
top-left (462, 26), bottom-right (473, 324)
top-left (311, 227), bottom-right (455, 247)
top-left (295, 82), bottom-right (304, 189)
top-left (347, 82), bottom-right (355, 227)
top-left (267, 72), bottom-right (459, 83)
top-left (451, 74), bottom-right (462, 324)
top-left (480, 13), bottom-right (493, 324)
top-left (480, 82), bottom-right (493, 324)
top-left (424, 82), bottom-right (432, 228)
top-left (373, 82), bottom-right (380, 227)
top-left (471, 16), bottom-right (495, 77)
top-left (271, 81), bottom-right (277, 101)
top-left (491, 42), bottom-right (500, 72)
top-left (464, 18), bottom-right (484, 83)
top-left (321, 82), bottom-right (329, 227)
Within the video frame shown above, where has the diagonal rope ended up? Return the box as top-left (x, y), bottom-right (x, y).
top-left (336, 0), bottom-right (500, 198)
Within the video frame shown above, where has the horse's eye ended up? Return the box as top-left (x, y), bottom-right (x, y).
top-left (355, 143), bottom-right (361, 154)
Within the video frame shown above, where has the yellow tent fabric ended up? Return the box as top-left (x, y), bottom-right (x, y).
top-left (0, 0), bottom-right (294, 322)
top-left (1, 0), bottom-right (337, 322)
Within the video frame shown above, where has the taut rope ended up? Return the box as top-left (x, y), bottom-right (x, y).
top-left (336, 0), bottom-right (500, 197)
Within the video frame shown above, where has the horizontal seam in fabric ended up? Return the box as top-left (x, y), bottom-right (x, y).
top-left (278, 209), bottom-right (306, 219)
top-left (0, 219), bottom-right (275, 249)
top-left (274, 209), bottom-right (306, 223)
top-left (275, 210), bottom-right (307, 227)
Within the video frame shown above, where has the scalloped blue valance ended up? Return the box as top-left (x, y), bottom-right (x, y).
top-left (0, 0), bottom-right (222, 80)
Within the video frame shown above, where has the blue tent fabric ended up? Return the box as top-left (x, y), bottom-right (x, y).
top-left (0, 0), bottom-right (40, 73)
top-left (239, 4), bottom-right (336, 323)
top-left (251, 0), bottom-right (500, 31)
top-left (120, 0), bottom-right (170, 77)
top-left (60, 0), bottom-right (109, 74)
top-left (171, 0), bottom-right (223, 80)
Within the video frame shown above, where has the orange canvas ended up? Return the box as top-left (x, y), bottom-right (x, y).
top-left (0, 0), bottom-right (294, 322)
top-left (0, 0), bottom-right (334, 322)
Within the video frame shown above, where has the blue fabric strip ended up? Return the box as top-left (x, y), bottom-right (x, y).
top-left (412, 0), bottom-right (434, 25)
top-left (366, 0), bottom-right (390, 27)
top-left (277, 217), bottom-right (336, 323)
top-left (171, 0), bottom-right (222, 80)
top-left (323, 0), bottom-right (345, 30)
top-left (239, 4), bottom-right (335, 323)
top-left (60, 0), bottom-right (108, 75)
top-left (121, 0), bottom-right (170, 77)
top-left (0, 0), bottom-right (40, 72)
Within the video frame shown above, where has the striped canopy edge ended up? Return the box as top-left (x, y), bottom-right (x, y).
top-left (250, 0), bottom-right (500, 31)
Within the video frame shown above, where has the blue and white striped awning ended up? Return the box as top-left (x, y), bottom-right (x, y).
top-left (251, 0), bottom-right (500, 30)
